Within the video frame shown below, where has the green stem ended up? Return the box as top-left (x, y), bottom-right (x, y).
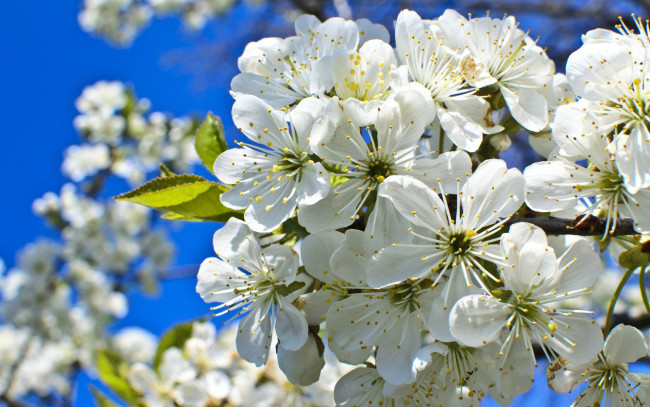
top-left (605, 267), bottom-right (637, 334)
top-left (639, 266), bottom-right (650, 316)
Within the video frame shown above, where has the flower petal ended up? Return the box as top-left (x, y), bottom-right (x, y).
top-left (449, 294), bottom-right (511, 347)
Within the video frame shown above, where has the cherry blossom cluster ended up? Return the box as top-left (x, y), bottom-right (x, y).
top-left (197, 10), bottom-right (650, 406)
top-left (79, 0), bottom-right (263, 44)
top-left (0, 83), bottom-right (195, 405)
top-left (65, 81), bottom-right (199, 185)
top-left (118, 321), bottom-right (348, 406)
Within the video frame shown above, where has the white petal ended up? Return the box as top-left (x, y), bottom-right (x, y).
top-left (566, 42), bottom-right (633, 101)
top-left (356, 18), bottom-right (390, 44)
top-left (275, 300), bottom-right (308, 351)
top-left (549, 314), bottom-right (603, 365)
top-left (461, 159), bottom-right (525, 229)
top-left (378, 175), bottom-right (448, 231)
top-left (409, 151), bottom-right (473, 192)
top-left (500, 222), bottom-right (556, 293)
top-left (327, 336), bottom-right (373, 365)
top-left (298, 180), bottom-right (363, 233)
top-left (524, 160), bottom-right (585, 212)
top-left (368, 244), bottom-right (442, 288)
top-left (212, 218), bottom-right (261, 269)
top-left (459, 53), bottom-right (497, 88)
top-left (449, 294), bottom-right (511, 347)
top-left (375, 313), bottom-right (422, 385)
top-left (172, 381), bottom-right (207, 407)
top-left (437, 104), bottom-right (485, 152)
top-left (501, 85), bottom-right (548, 132)
top-left (301, 231), bottom-right (343, 281)
top-left (546, 361), bottom-right (585, 394)
top-left (260, 244), bottom-right (299, 283)
top-left (213, 148), bottom-right (266, 185)
top-left (495, 338), bottom-right (535, 400)
top-left (334, 367), bottom-right (382, 405)
top-left (277, 333), bottom-right (325, 386)
top-left (330, 229), bottom-right (370, 286)
top-left (615, 126), bottom-right (650, 193)
top-left (231, 73), bottom-right (301, 108)
top-left (295, 162), bottom-right (330, 205)
top-left (294, 14), bottom-right (320, 39)
top-left (551, 239), bottom-right (602, 293)
top-left (236, 303), bottom-right (272, 366)
top-left (128, 364), bottom-right (157, 394)
top-left (604, 324), bottom-right (649, 364)
top-left (196, 257), bottom-right (242, 303)
top-left (205, 371), bottom-right (231, 400)
top-left (303, 290), bottom-right (334, 325)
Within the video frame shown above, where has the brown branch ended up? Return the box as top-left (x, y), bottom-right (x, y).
top-left (288, 0), bottom-right (327, 20)
top-left (505, 216), bottom-right (637, 237)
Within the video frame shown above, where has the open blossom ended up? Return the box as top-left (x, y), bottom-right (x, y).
top-left (129, 347), bottom-right (207, 407)
top-left (395, 9), bottom-right (502, 151)
top-left (450, 223), bottom-right (604, 401)
top-left (334, 366), bottom-right (437, 407)
top-left (298, 85), bottom-right (470, 233)
top-left (214, 96), bottom-right (330, 232)
top-left (561, 26), bottom-right (650, 193)
top-left (62, 143), bottom-right (112, 182)
top-left (525, 128), bottom-right (650, 234)
top-left (230, 15), bottom-right (360, 108)
top-left (313, 38), bottom-right (397, 126)
top-left (371, 159), bottom-right (524, 300)
top-left (436, 9), bottom-right (555, 132)
top-left (547, 324), bottom-right (650, 406)
top-left (326, 280), bottom-right (436, 385)
top-left (196, 218), bottom-right (309, 366)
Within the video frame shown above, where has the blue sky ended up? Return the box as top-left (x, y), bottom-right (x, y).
top-left (0, 2), bottom-right (234, 404)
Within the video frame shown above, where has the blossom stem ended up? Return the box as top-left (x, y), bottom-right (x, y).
top-left (605, 267), bottom-right (637, 334)
top-left (639, 266), bottom-right (650, 316)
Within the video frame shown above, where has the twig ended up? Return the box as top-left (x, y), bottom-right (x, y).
top-left (505, 216), bottom-right (637, 237)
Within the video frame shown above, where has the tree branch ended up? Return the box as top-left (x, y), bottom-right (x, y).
top-left (505, 216), bottom-right (637, 237)
top-left (288, 0), bottom-right (327, 20)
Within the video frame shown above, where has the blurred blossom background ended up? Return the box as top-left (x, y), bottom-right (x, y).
top-left (2, 0), bottom-right (650, 406)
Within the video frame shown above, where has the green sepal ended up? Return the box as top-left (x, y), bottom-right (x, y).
top-left (195, 112), bottom-right (227, 175)
top-left (275, 281), bottom-right (306, 297)
top-left (159, 163), bottom-right (175, 177)
top-left (618, 245), bottom-right (650, 270)
top-left (95, 349), bottom-right (139, 403)
top-left (153, 321), bottom-right (196, 371)
top-left (115, 174), bottom-right (242, 222)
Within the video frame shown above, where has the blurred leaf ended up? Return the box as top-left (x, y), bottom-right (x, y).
top-left (115, 174), bottom-right (242, 222)
top-left (153, 321), bottom-right (195, 371)
top-left (195, 112), bottom-right (227, 175)
top-left (90, 386), bottom-right (124, 407)
top-left (619, 246), bottom-right (650, 270)
top-left (96, 349), bottom-right (138, 403)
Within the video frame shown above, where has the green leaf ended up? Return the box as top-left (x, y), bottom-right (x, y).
top-left (115, 174), bottom-right (242, 222)
top-left (90, 386), bottom-right (124, 407)
top-left (159, 163), bottom-right (175, 177)
top-left (153, 321), bottom-right (196, 370)
top-left (95, 349), bottom-right (138, 403)
top-left (619, 245), bottom-right (650, 270)
top-left (195, 112), bottom-right (227, 174)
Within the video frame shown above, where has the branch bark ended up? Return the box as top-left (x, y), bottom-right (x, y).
top-left (505, 216), bottom-right (637, 237)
